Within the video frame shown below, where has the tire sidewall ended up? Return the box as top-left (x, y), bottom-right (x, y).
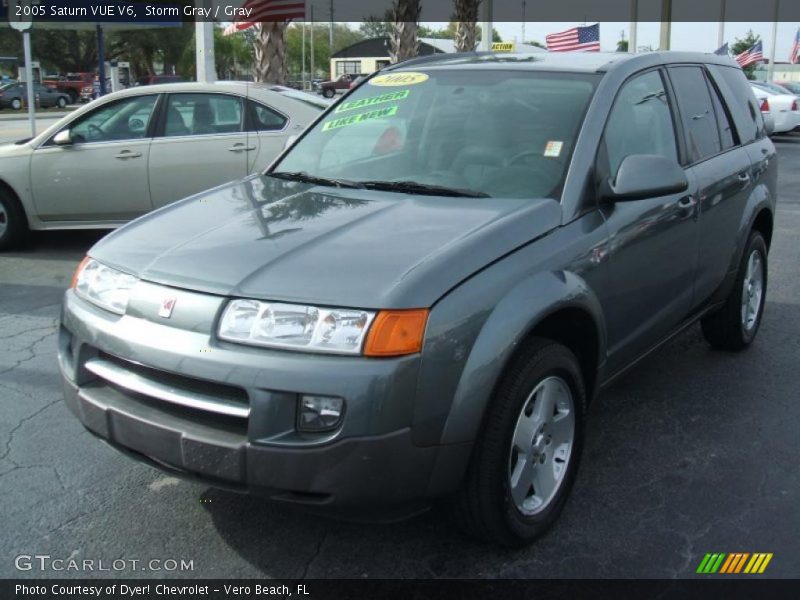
top-left (473, 342), bottom-right (587, 545)
top-left (737, 233), bottom-right (768, 345)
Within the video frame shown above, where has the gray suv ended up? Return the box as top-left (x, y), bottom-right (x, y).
top-left (59, 52), bottom-right (776, 546)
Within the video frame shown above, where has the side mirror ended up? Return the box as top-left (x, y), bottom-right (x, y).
top-left (53, 129), bottom-right (73, 146)
top-left (601, 154), bottom-right (688, 202)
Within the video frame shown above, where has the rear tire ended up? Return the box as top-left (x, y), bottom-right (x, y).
top-left (323, 88), bottom-right (335, 99)
top-left (67, 90), bottom-right (79, 104)
top-left (0, 187), bottom-right (28, 251)
top-left (455, 338), bottom-right (586, 547)
top-left (57, 96), bottom-right (67, 109)
top-left (701, 231), bottom-right (767, 351)
top-left (11, 98), bottom-right (22, 111)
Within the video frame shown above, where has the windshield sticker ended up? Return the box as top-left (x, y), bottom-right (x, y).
top-left (369, 72), bottom-right (429, 87)
top-left (544, 141), bottom-right (564, 158)
top-left (336, 90), bottom-right (410, 113)
top-left (322, 105), bottom-right (399, 132)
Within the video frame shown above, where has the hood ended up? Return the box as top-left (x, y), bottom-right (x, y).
top-left (90, 176), bottom-right (562, 309)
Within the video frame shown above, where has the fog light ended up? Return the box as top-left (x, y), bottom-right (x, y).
top-left (297, 395), bottom-right (345, 432)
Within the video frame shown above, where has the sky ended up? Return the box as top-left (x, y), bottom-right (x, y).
top-left (432, 22), bottom-right (800, 60)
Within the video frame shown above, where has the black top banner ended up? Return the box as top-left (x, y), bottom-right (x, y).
top-left (2, 0), bottom-right (800, 23)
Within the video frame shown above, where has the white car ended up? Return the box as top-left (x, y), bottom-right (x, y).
top-left (0, 82), bottom-right (325, 250)
top-left (750, 83), bottom-right (800, 134)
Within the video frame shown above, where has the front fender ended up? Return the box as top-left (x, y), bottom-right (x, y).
top-left (437, 270), bottom-right (606, 446)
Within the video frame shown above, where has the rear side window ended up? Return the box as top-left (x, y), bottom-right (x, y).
top-left (604, 70), bottom-right (679, 176)
top-left (668, 66), bottom-right (722, 162)
top-left (708, 65), bottom-right (761, 144)
top-left (707, 75), bottom-right (737, 151)
top-left (248, 100), bottom-right (288, 132)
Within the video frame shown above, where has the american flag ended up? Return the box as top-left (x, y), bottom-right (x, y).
top-left (546, 24), bottom-right (600, 52)
top-left (791, 28), bottom-right (800, 64)
top-left (735, 40), bottom-right (763, 68)
top-left (223, 0), bottom-right (305, 35)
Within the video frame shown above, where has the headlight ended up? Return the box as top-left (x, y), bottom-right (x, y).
top-left (71, 257), bottom-right (138, 315)
top-left (218, 299), bottom-right (376, 355)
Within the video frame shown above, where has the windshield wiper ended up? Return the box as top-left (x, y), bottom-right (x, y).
top-left (359, 180), bottom-right (490, 198)
top-left (269, 171), bottom-right (365, 189)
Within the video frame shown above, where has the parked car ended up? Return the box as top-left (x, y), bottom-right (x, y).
top-left (0, 83), bottom-right (70, 110)
top-left (59, 52), bottom-right (776, 546)
top-left (750, 83), bottom-right (800, 133)
top-left (0, 82), bottom-right (324, 249)
top-left (757, 94), bottom-right (777, 136)
top-left (319, 73), bottom-right (364, 98)
top-left (80, 78), bottom-right (112, 103)
top-left (774, 80), bottom-right (800, 95)
top-left (43, 72), bottom-right (94, 104)
top-left (137, 74), bottom-right (184, 86)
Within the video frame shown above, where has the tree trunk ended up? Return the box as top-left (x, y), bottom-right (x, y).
top-left (253, 22), bottom-right (287, 84)
top-left (389, 0), bottom-right (421, 63)
top-left (453, 0), bottom-right (480, 52)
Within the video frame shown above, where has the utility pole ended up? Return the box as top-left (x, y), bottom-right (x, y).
top-left (717, 0), bottom-right (726, 49)
top-left (659, 0), bottom-right (672, 51)
top-left (329, 0), bottom-right (334, 53)
top-left (194, 0), bottom-right (216, 82)
top-left (767, 0), bottom-right (779, 81)
top-left (310, 4), bottom-right (315, 82)
top-left (480, 0), bottom-right (493, 51)
top-left (521, 1), bottom-right (526, 43)
top-left (629, 0), bottom-right (638, 53)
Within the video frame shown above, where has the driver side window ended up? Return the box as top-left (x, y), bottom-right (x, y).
top-left (604, 70), bottom-right (679, 177)
top-left (67, 95), bottom-right (158, 144)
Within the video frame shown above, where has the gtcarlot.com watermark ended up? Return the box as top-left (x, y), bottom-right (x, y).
top-left (14, 554), bottom-right (194, 573)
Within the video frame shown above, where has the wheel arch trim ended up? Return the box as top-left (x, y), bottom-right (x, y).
top-left (437, 270), bottom-right (607, 446)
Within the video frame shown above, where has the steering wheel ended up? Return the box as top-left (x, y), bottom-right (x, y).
top-left (504, 149), bottom-right (544, 167)
top-left (87, 123), bottom-right (103, 139)
top-left (129, 118), bottom-right (145, 133)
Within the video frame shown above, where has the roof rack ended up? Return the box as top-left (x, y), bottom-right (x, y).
top-left (381, 51), bottom-right (495, 72)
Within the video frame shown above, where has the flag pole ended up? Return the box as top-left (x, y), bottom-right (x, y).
top-left (717, 0), bottom-right (726, 49)
top-left (629, 0), bottom-right (638, 53)
top-left (767, 0), bottom-right (779, 81)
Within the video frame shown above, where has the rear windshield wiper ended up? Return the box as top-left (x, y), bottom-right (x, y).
top-left (269, 171), bottom-right (365, 189)
top-left (359, 180), bottom-right (490, 198)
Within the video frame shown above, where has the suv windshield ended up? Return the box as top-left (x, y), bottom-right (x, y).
top-left (273, 69), bottom-right (600, 199)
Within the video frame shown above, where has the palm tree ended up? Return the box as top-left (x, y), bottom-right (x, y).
top-left (453, 0), bottom-right (481, 52)
top-left (389, 0), bottom-right (421, 63)
top-left (254, 22), bottom-right (288, 84)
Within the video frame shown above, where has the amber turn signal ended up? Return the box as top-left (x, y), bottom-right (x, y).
top-left (70, 256), bottom-right (91, 289)
top-left (364, 309), bottom-right (429, 357)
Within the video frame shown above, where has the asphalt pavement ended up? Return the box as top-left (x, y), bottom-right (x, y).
top-left (1, 134), bottom-right (799, 579)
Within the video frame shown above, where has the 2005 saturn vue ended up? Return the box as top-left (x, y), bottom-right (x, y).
top-left (60, 52), bottom-right (776, 546)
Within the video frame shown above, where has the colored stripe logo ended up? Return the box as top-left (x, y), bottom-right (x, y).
top-left (696, 553), bottom-right (773, 574)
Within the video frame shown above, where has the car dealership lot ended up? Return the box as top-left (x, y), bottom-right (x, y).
top-left (1, 133), bottom-right (799, 579)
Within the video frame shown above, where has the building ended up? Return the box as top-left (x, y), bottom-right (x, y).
top-left (329, 37), bottom-right (547, 79)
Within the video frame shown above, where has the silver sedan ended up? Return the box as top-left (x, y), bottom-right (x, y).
top-left (0, 81), bottom-right (327, 250)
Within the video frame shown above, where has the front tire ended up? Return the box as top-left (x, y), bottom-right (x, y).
top-left (323, 88), bottom-right (335, 99)
top-left (57, 96), bottom-right (67, 108)
top-left (11, 98), bottom-right (22, 111)
top-left (455, 338), bottom-right (586, 547)
top-left (701, 231), bottom-right (768, 351)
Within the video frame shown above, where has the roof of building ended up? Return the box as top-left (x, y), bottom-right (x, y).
top-left (331, 37), bottom-right (444, 59)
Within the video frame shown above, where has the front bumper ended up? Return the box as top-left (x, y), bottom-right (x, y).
top-left (59, 286), bottom-right (469, 515)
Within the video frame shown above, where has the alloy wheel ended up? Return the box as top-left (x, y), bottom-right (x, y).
top-left (741, 249), bottom-right (764, 332)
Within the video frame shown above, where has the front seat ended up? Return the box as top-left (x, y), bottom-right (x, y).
top-left (450, 111), bottom-right (509, 189)
top-left (192, 102), bottom-right (216, 135)
top-left (165, 106), bottom-right (190, 137)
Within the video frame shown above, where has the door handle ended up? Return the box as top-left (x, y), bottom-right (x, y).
top-left (228, 144), bottom-right (256, 152)
top-left (114, 151), bottom-right (142, 160)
